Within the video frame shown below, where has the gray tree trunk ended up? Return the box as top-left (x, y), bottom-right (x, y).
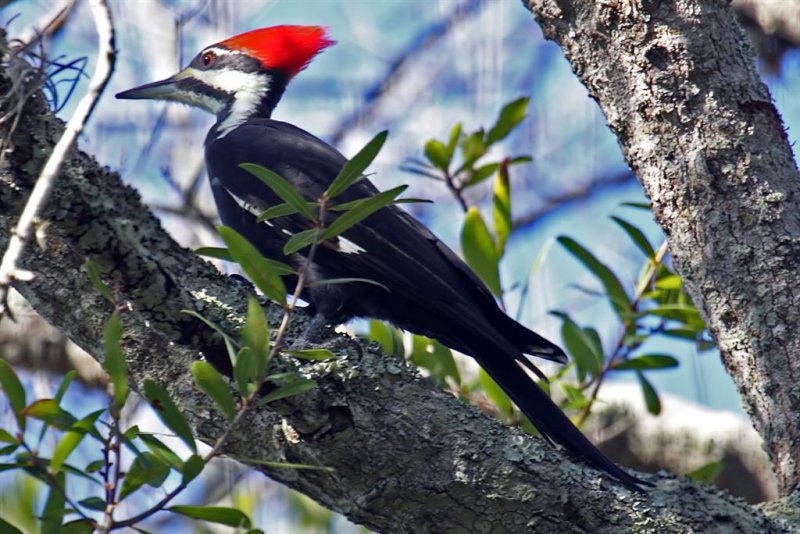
top-left (523, 0), bottom-right (800, 497)
top-left (0, 0), bottom-right (798, 529)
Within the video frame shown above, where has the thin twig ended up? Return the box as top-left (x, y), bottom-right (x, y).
top-left (0, 0), bottom-right (115, 319)
top-left (575, 240), bottom-right (670, 426)
top-left (99, 410), bottom-right (124, 533)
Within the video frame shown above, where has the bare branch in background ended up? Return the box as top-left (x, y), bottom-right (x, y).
top-left (0, 0), bottom-right (115, 319)
top-left (512, 169), bottom-right (635, 230)
top-left (6, 0), bottom-right (76, 50)
top-left (330, 0), bottom-right (486, 145)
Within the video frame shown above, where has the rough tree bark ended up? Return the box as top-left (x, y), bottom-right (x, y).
top-left (0, 1), bottom-right (798, 531)
top-left (523, 0), bottom-right (800, 498)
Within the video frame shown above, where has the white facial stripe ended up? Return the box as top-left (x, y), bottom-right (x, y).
top-left (338, 237), bottom-right (365, 254)
top-left (201, 46), bottom-right (237, 58)
top-left (184, 67), bottom-right (269, 137)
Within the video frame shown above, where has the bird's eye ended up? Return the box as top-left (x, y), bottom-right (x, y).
top-left (202, 52), bottom-right (215, 66)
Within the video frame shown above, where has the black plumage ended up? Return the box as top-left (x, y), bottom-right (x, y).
top-left (205, 119), bottom-right (646, 491)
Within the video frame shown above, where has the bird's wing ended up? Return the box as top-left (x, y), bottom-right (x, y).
top-left (207, 119), bottom-right (498, 310)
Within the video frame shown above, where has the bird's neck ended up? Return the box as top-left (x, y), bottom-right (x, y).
top-left (212, 71), bottom-right (289, 137)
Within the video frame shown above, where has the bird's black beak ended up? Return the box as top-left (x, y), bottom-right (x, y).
top-left (115, 70), bottom-right (188, 101)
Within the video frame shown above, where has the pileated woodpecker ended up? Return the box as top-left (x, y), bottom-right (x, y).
top-left (117, 26), bottom-right (645, 490)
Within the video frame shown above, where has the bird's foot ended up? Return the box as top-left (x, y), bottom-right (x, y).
top-left (290, 315), bottom-right (363, 359)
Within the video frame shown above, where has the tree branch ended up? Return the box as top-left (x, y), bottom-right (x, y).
top-left (0, 23), bottom-right (794, 533)
top-left (523, 0), bottom-right (800, 495)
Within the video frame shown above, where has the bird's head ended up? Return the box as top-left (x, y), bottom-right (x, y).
top-left (116, 25), bottom-right (334, 133)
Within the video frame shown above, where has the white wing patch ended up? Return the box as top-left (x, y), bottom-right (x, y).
top-left (225, 188), bottom-right (274, 227)
top-left (224, 188), bottom-right (362, 254)
top-left (338, 237), bottom-right (365, 254)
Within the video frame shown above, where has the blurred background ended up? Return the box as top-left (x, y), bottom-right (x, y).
top-left (1, 0), bottom-right (798, 531)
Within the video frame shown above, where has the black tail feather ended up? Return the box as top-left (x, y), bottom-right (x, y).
top-left (472, 340), bottom-right (649, 492)
top-left (494, 312), bottom-right (568, 364)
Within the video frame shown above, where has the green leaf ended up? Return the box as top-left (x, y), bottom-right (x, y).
top-left (461, 208), bottom-right (502, 297)
top-left (611, 216), bottom-right (655, 259)
top-left (61, 520), bottom-right (94, 534)
top-left (486, 97), bottom-right (529, 145)
top-left (78, 496), bottom-right (106, 511)
top-left (218, 226), bottom-right (287, 304)
top-left (142, 380), bottom-right (196, 453)
top-left (560, 382), bottom-right (590, 409)
top-left (551, 312), bottom-right (602, 381)
top-left (257, 202), bottom-right (304, 222)
top-left (283, 229), bottom-right (318, 255)
top-left (284, 349), bottom-right (337, 361)
top-left (233, 456), bottom-right (334, 472)
top-left (458, 130), bottom-right (487, 172)
top-left (479, 369), bottom-right (513, 416)
top-left (53, 370), bottom-right (77, 405)
top-left (557, 236), bottom-right (631, 314)
top-left (409, 336), bottom-right (460, 386)
top-left (318, 185), bottom-right (408, 243)
top-left (0, 359), bottom-right (25, 429)
top-left (259, 379), bottom-right (316, 405)
top-left (182, 454), bottom-right (205, 485)
top-left (446, 123), bottom-right (462, 161)
top-left (636, 371), bottom-right (661, 415)
top-left (51, 410), bottom-right (103, 473)
top-left (103, 313), bottom-right (129, 411)
top-left (621, 201), bottom-right (652, 210)
top-left (168, 506), bottom-right (251, 529)
top-left (686, 460), bottom-right (724, 482)
top-left (40, 471), bottom-right (65, 534)
top-left (644, 304), bottom-right (705, 328)
top-left (192, 361), bottom-right (236, 422)
top-left (234, 348), bottom-right (256, 396)
top-left (424, 139), bottom-right (449, 170)
top-left (119, 451), bottom-right (170, 501)
top-left (368, 320), bottom-right (404, 358)
top-left (194, 247), bottom-right (233, 262)
top-left (138, 434), bottom-right (184, 471)
top-left (84, 259), bottom-right (115, 304)
top-left (326, 130), bottom-right (389, 199)
top-left (492, 161), bottom-right (511, 257)
top-left (507, 155), bottom-right (533, 166)
top-left (22, 400), bottom-right (76, 431)
top-left (85, 460), bottom-right (104, 473)
top-left (615, 354), bottom-right (679, 371)
top-left (0, 428), bottom-right (16, 444)
top-left (655, 274), bottom-right (682, 290)
top-left (465, 162), bottom-right (499, 187)
top-left (242, 296), bottom-right (270, 382)
top-left (240, 163), bottom-right (316, 220)
top-left (0, 518), bottom-right (23, 534)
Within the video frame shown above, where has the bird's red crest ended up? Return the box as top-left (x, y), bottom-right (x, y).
top-left (220, 26), bottom-right (334, 77)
